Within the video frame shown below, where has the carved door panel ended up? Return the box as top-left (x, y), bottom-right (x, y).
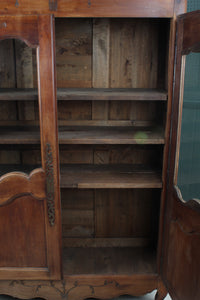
top-left (162, 11), bottom-right (200, 300)
top-left (0, 15), bottom-right (61, 280)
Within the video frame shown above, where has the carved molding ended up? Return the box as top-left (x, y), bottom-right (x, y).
top-left (0, 168), bottom-right (46, 206)
top-left (0, 275), bottom-right (159, 300)
top-left (46, 143), bottom-right (55, 226)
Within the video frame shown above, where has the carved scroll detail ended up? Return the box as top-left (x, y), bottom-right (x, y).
top-left (0, 275), bottom-right (158, 300)
top-left (46, 143), bottom-right (55, 226)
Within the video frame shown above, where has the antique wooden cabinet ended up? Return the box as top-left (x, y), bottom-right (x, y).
top-left (0, 1), bottom-right (199, 300)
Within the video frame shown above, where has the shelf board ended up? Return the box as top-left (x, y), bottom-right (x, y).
top-left (59, 126), bottom-right (165, 145)
top-left (60, 164), bottom-right (162, 189)
top-left (0, 126), bottom-right (165, 145)
top-left (63, 246), bottom-right (156, 275)
top-left (0, 88), bottom-right (167, 101)
top-left (0, 164), bottom-right (162, 189)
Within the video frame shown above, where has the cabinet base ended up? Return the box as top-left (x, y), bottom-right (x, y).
top-left (0, 274), bottom-right (165, 300)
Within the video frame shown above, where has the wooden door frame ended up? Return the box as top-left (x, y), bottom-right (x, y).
top-left (0, 15), bottom-right (62, 280)
top-left (161, 10), bottom-right (200, 300)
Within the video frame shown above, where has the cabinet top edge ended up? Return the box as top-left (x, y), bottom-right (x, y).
top-left (0, 0), bottom-right (186, 18)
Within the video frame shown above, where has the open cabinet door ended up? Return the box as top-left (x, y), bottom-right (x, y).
top-left (162, 10), bottom-right (200, 300)
top-left (0, 15), bottom-right (61, 280)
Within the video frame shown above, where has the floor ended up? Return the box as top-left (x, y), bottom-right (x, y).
top-left (0, 291), bottom-right (172, 299)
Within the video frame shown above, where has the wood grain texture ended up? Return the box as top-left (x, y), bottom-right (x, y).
top-left (109, 19), bottom-right (159, 89)
top-left (165, 197), bottom-right (200, 300)
top-left (0, 168), bottom-right (45, 205)
top-left (0, 88), bottom-right (168, 101)
top-left (55, 18), bottom-right (92, 88)
top-left (58, 126), bottom-right (165, 145)
top-left (61, 189), bottom-right (94, 238)
top-left (0, 0), bottom-right (174, 17)
top-left (95, 189), bottom-right (160, 238)
top-left (161, 9), bottom-right (200, 300)
top-left (0, 40), bottom-right (15, 88)
top-left (0, 274), bottom-right (159, 300)
top-left (63, 247), bottom-right (156, 275)
top-left (0, 126), bottom-right (165, 144)
top-left (0, 195), bottom-right (47, 269)
top-left (60, 164), bottom-right (162, 189)
top-left (57, 0), bottom-right (174, 18)
top-left (156, 0), bottom-right (187, 273)
top-left (0, 16), bottom-right (39, 47)
top-left (92, 19), bottom-right (110, 121)
top-left (37, 14), bottom-right (62, 279)
top-left (0, 15), bottom-right (62, 280)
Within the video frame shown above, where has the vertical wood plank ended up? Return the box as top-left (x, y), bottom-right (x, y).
top-left (92, 19), bottom-right (111, 237)
top-left (92, 19), bottom-right (110, 120)
top-left (61, 189), bottom-right (94, 238)
top-left (92, 19), bottom-right (110, 88)
top-left (15, 40), bottom-right (34, 88)
top-left (37, 15), bottom-right (62, 279)
top-left (110, 19), bottom-right (158, 88)
top-left (0, 40), bottom-right (15, 88)
top-left (55, 18), bottom-right (92, 88)
top-left (95, 189), bottom-right (160, 238)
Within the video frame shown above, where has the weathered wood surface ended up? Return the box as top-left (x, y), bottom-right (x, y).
top-left (0, 126), bottom-right (165, 144)
top-left (0, 88), bottom-right (168, 101)
top-left (62, 247), bottom-right (156, 275)
top-left (60, 164), bottom-right (162, 188)
top-left (61, 185), bottom-right (160, 241)
top-left (0, 274), bottom-right (159, 300)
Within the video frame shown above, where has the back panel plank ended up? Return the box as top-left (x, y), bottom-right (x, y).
top-left (95, 189), bottom-right (160, 238)
top-left (110, 19), bottom-right (159, 89)
top-left (55, 19), bottom-right (92, 88)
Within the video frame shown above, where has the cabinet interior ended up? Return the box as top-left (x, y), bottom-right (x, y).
top-left (0, 17), bottom-right (170, 275)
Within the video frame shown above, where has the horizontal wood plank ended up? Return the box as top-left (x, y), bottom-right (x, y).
top-left (60, 164), bottom-right (162, 189)
top-left (0, 126), bottom-right (165, 145)
top-left (0, 0), bottom-right (174, 18)
top-left (0, 88), bottom-right (167, 101)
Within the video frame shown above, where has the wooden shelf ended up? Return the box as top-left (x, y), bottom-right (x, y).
top-left (0, 164), bottom-right (162, 189)
top-left (0, 126), bottom-right (165, 145)
top-left (63, 247), bottom-right (156, 275)
top-left (0, 88), bottom-right (167, 101)
top-left (60, 164), bottom-right (162, 189)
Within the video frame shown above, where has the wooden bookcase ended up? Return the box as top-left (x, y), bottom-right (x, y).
top-left (0, 2), bottom-right (200, 300)
top-left (0, 16), bottom-right (168, 274)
